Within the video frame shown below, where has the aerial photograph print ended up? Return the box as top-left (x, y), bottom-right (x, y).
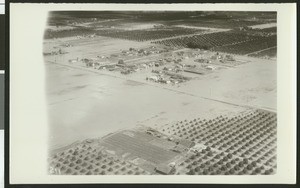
top-left (44, 11), bottom-right (277, 176)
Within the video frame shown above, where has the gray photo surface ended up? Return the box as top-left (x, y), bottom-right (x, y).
top-left (44, 11), bottom-right (277, 176)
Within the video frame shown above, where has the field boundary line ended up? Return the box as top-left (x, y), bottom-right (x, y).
top-left (149, 29), bottom-right (231, 43)
top-left (245, 46), bottom-right (277, 56)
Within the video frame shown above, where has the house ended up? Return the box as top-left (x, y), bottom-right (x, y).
top-left (98, 64), bottom-right (116, 70)
top-left (121, 69), bottom-right (131, 75)
top-left (140, 64), bottom-right (147, 69)
top-left (172, 80), bottom-right (179, 84)
top-left (68, 59), bottom-right (78, 63)
top-left (195, 58), bottom-right (209, 64)
top-left (225, 54), bottom-right (235, 61)
top-left (162, 80), bottom-right (171, 84)
top-left (206, 65), bottom-right (216, 70)
top-left (155, 62), bottom-right (161, 67)
top-left (147, 75), bottom-right (159, 82)
top-left (118, 59), bottom-right (125, 64)
top-left (155, 165), bottom-right (175, 175)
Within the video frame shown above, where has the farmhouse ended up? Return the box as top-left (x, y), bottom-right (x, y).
top-left (155, 164), bottom-right (175, 175)
top-left (206, 65), bottom-right (216, 70)
top-left (147, 75), bottom-right (160, 82)
top-left (68, 59), bottom-right (78, 63)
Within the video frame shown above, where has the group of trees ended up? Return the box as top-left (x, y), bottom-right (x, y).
top-left (249, 47), bottom-right (277, 58)
top-left (44, 27), bottom-right (95, 39)
top-left (161, 110), bottom-right (276, 175)
top-left (213, 35), bottom-right (277, 55)
top-left (97, 27), bottom-right (203, 42)
top-left (49, 143), bottom-right (148, 175)
top-left (153, 31), bottom-right (261, 50)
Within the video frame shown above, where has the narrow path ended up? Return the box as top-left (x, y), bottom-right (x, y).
top-left (245, 46), bottom-right (277, 56)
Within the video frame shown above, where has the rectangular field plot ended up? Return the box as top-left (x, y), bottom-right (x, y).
top-left (152, 31), bottom-right (262, 49)
top-left (96, 27), bottom-right (206, 42)
top-left (101, 131), bottom-right (179, 164)
top-left (213, 35), bottom-right (277, 55)
top-left (158, 109), bottom-right (277, 175)
top-left (249, 47), bottom-right (277, 58)
top-left (44, 27), bottom-right (95, 39)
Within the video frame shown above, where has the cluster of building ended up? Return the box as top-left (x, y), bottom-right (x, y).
top-left (238, 26), bottom-right (276, 37)
top-left (210, 52), bottom-right (235, 62)
top-left (174, 50), bottom-right (204, 59)
top-left (65, 47), bottom-right (233, 86)
top-left (146, 71), bottom-right (190, 85)
top-left (75, 33), bottom-right (97, 39)
top-left (43, 48), bottom-right (67, 56)
top-left (119, 46), bottom-right (170, 57)
top-left (142, 128), bottom-right (195, 175)
top-left (62, 43), bottom-right (73, 47)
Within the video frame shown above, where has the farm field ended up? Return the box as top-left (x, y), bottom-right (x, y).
top-left (49, 109), bottom-right (276, 175)
top-left (46, 47), bottom-right (276, 151)
top-left (259, 27), bottom-right (277, 33)
top-left (159, 110), bottom-right (276, 175)
top-left (176, 57), bottom-right (276, 111)
top-left (166, 18), bottom-right (268, 29)
top-left (101, 131), bottom-right (179, 164)
top-left (45, 11), bottom-right (277, 175)
top-left (48, 139), bottom-right (150, 175)
top-left (44, 36), bottom-right (151, 58)
top-left (46, 61), bottom-right (249, 150)
top-left (213, 35), bottom-right (277, 55)
top-left (96, 26), bottom-right (207, 42)
top-left (152, 31), bottom-right (267, 50)
top-left (45, 34), bottom-right (276, 150)
top-left (249, 47), bottom-right (277, 59)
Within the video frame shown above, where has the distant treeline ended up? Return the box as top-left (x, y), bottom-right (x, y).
top-left (46, 11), bottom-right (276, 28)
top-left (44, 27), bottom-right (95, 39)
